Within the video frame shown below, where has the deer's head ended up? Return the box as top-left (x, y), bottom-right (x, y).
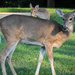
top-left (30, 3), bottom-right (39, 16)
top-left (56, 9), bottom-right (75, 31)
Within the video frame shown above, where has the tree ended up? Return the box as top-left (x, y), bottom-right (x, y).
top-left (47, 0), bottom-right (55, 8)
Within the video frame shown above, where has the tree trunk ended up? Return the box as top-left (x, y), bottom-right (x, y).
top-left (47, 0), bottom-right (55, 8)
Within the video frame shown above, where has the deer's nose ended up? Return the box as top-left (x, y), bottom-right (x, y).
top-left (63, 26), bottom-right (68, 31)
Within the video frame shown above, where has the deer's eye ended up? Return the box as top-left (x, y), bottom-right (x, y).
top-left (69, 18), bottom-right (72, 20)
top-left (63, 18), bottom-right (65, 20)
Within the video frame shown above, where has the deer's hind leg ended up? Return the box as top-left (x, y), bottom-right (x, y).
top-left (0, 40), bottom-right (19, 75)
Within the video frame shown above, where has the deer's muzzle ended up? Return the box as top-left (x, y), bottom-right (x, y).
top-left (63, 25), bottom-right (68, 31)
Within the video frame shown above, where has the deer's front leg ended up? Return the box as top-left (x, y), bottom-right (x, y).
top-left (6, 46), bottom-right (17, 75)
top-left (35, 46), bottom-right (46, 75)
top-left (45, 43), bottom-right (56, 75)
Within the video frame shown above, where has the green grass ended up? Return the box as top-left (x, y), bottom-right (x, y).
top-left (0, 7), bottom-right (75, 13)
top-left (0, 8), bottom-right (75, 75)
top-left (0, 8), bottom-right (30, 12)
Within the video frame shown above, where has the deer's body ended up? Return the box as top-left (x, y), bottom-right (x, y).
top-left (30, 3), bottom-right (50, 20)
top-left (1, 15), bottom-right (71, 47)
top-left (0, 9), bottom-right (75, 75)
top-left (33, 8), bottom-right (50, 20)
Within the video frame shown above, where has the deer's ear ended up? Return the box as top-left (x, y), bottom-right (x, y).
top-left (56, 9), bottom-right (64, 17)
top-left (35, 5), bottom-right (39, 10)
top-left (30, 3), bottom-right (33, 9)
top-left (71, 10), bottom-right (75, 17)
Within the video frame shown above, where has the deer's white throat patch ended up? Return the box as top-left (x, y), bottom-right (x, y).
top-left (69, 25), bottom-right (73, 30)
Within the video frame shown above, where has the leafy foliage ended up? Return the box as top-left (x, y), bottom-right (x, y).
top-left (0, 0), bottom-right (75, 8)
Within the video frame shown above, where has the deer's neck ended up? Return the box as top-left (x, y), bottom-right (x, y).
top-left (65, 24), bottom-right (73, 38)
top-left (44, 23), bottom-right (74, 48)
top-left (52, 25), bottom-right (73, 48)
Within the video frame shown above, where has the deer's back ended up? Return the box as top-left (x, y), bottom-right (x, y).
top-left (38, 8), bottom-right (49, 14)
top-left (1, 15), bottom-right (50, 43)
top-left (37, 8), bottom-right (50, 19)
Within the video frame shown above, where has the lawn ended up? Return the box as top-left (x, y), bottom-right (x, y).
top-left (0, 7), bottom-right (75, 13)
top-left (0, 8), bottom-right (75, 75)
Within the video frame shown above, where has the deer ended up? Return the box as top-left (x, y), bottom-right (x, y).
top-left (0, 9), bottom-right (75, 75)
top-left (30, 3), bottom-right (50, 20)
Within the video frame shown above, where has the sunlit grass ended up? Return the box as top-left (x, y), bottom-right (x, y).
top-left (0, 8), bottom-right (75, 13)
top-left (0, 8), bottom-right (30, 12)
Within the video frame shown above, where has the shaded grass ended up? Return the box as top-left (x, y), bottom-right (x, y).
top-left (0, 9), bottom-right (75, 75)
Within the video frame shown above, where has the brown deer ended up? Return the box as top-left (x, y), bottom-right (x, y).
top-left (30, 3), bottom-right (50, 20)
top-left (0, 9), bottom-right (75, 75)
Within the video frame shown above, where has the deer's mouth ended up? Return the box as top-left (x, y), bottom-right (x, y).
top-left (62, 26), bottom-right (68, 31)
